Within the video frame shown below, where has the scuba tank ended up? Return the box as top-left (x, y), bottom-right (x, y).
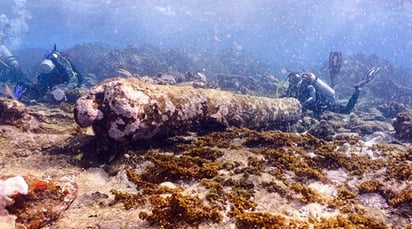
top-left (40, 45), bottom-right (59, 74)
top-left (40, 59), bottom-right (55, 73)
top-left (0, 45), bottom-right (19, 69)
top-left (302, 72), bottom-right (335, 101)
top-left (40, 46), bottom-right (75, 78)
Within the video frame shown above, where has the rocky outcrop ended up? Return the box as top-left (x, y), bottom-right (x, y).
top-left (74, 77), bottom-right (301, 143)
top-left (0, 98), bottom-right (39, 131)
top-left (377, 102), bottom-right (407, 119)
top-left (393, 112), bottom-right (412, 142)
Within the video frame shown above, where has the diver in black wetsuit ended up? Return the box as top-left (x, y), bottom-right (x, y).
top-left (13, 44), bottom-right (84, 101)
top-left (284, 67), bottom-right (380, 116)
top-left (35, 44), bottom-right (83, 95)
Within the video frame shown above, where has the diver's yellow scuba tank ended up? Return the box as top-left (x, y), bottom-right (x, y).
top-left (302, 72), bottom-right (335, 101)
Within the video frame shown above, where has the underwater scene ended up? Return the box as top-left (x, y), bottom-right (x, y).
top-left (0, 0), bottom-right (411, 228)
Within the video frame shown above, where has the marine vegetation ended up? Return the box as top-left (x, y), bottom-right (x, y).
top-left (110, 127), bottom-right (412, 228)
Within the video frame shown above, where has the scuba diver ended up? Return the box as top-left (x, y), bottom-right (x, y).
top-left (0, 44), bottom-right (27, 85)
top-left (0, 23), bottom-right (28, 92)
top-left (36, 44), bottom-right (83, 95)
top-left (13, 44), bottom-right (84, 102)
top-left (284, 52), bottom-right (380, 116)
top-left (0, 44), bottom-right (19, 71)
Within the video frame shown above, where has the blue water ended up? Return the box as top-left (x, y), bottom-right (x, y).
top-left (1, 0), bottom-right (411, 72)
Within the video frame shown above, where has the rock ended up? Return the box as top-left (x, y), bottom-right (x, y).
top-left (0, 175), bottom-right (28, 213)
top-left (348, 113), bottom-right (391, 135)
top-left (74, 77), bottom-right (301, 143)
top-left (377, 102), bottom-right (407, 119)
top-left (393, 112), bottom-right (412, 142)
top-left (0, 98), bottom-right (26, 123)
top-left (308, 120), bottom-right (335, 141)
top-left (3, 175), bottom-right (77, 229)
top-left (350, 122), bottom-right (390, 135)
top-left (0, 97), bottom-right (39, 131)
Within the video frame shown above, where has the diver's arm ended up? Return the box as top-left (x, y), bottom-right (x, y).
top-left (301, 85), bottom-right (316, 107)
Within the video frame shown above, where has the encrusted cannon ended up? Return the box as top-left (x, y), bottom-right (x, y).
top-left (74, 77), bottom-right (301, 143)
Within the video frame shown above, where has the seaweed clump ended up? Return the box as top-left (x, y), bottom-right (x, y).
top-left (139, 192), bottom-right (222, 228)
top-left (235, 212), bottom-right (306, 228)
top-left (140, 153), bottom-right (221, 183)
top-left (111, 168), bottom-right (222, 228)
top-left (389, 187), bottom-right (412, 207)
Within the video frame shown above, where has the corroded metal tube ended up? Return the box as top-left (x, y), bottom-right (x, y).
top-left (74, 77), bottom-right (301, 142)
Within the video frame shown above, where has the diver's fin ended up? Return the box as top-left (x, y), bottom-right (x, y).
top-left (355, 67), bottom-right (380, 88)
top-left (329, 51), bottom-right (342, 88)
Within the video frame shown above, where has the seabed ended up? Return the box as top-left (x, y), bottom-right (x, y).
top-left (0, 102), bottom-right (411, 228)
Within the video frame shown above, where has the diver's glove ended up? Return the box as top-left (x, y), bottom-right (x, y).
top-left (355, 67), bottom-right (380, 88)
top-left (13, 83), bottom-right (26, 100)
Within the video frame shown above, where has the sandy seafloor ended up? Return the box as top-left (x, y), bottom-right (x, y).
top-left (0, 102), bottom-right (411, 229)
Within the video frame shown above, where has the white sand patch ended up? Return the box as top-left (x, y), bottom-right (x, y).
top-left (308, 181), bottom-right (337, 199)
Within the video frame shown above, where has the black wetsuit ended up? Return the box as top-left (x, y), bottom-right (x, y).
top-left (286, 80), bottom-right (360, 116)
top-left (328, 87), bottom-right (360, 114)
top-left (36, 52), bottom-right (83, 95)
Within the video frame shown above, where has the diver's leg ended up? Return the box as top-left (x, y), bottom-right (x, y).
top-left (335, 87), bottom-right (360, 114)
